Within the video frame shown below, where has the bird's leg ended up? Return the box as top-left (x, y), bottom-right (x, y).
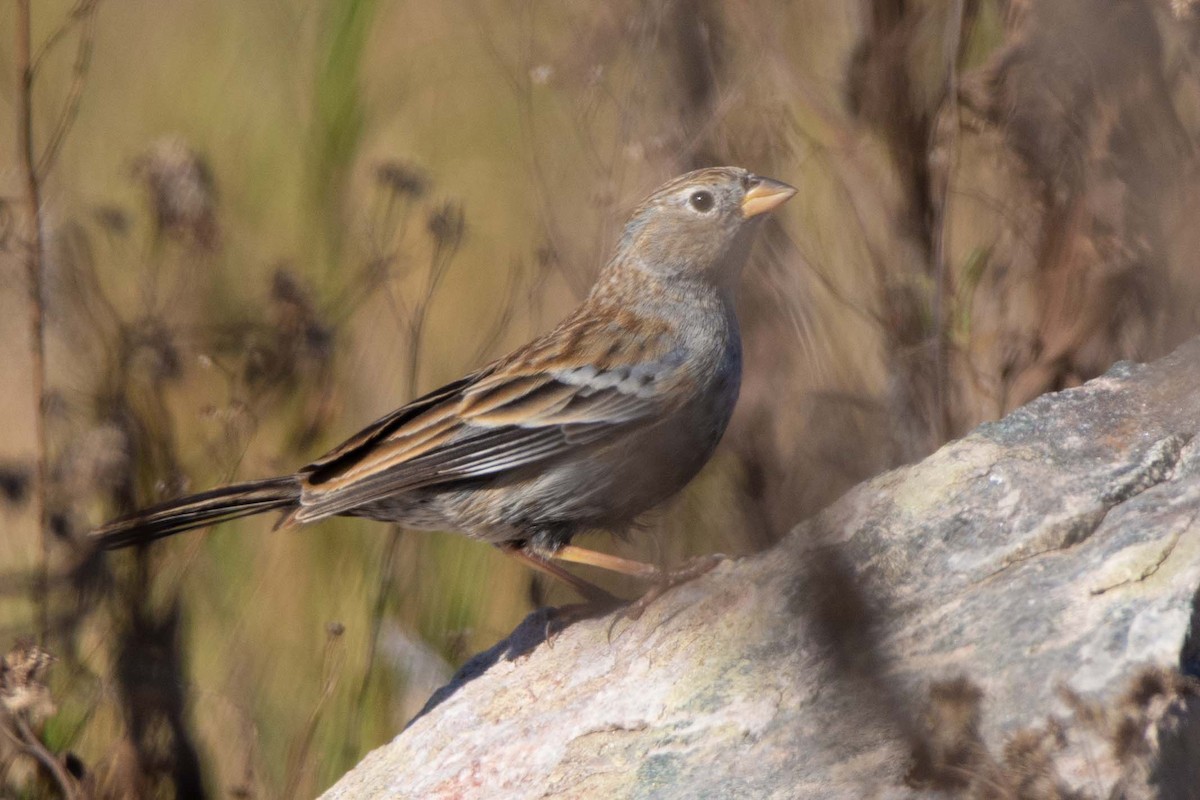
top-left (552, 544), bottom-right (723, 583)
top-left (500, 545), bottom-right (620, 606)
top-left (552, 545), bottom-right (724, 620)
top-left (549, 545), bottom-right (660, 578)
top-left (507, 543), bottom-right (724, 622)
top-left (501, 546), bottom-right (625, 637)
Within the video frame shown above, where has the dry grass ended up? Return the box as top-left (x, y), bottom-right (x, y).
top-left (901, 666), bottom-right (1200, 799)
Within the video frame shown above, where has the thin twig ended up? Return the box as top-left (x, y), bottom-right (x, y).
top-left (30, 0), bottom-right (97, 73)
top-left (16, 0), bottom-right (51, 642)
top-left (36, 0), bottom-right (102, 180)
top-left (468, 257), bottom-right (528, 365)
top-left (18, 716), bottom-right (80, 800)
top-left (930, 0), bottom-right (968, 445)
top-left (343, 525), bottom-right (401, 760)
top-left (344, 205), bottom-right (466, 760)
top-left (405, 212), bottom-right (462, 395)
top-left (281, 624), bottom-right (345, 799)
top-left (1, 715), bottom-right (79, 800)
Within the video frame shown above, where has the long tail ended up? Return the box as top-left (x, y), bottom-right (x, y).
top-left (91, 476), bottom-right (301, 550)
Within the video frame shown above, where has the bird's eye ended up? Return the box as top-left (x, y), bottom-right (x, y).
top-left (688, 190), bottom-right (715, 213)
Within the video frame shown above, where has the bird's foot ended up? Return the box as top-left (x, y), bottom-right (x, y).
top-left (514, 544), bottom-right (725, 629)
top-left (621, 553), bottom-right (725, 621)
top-left (546, 595), bottom-right (623, 634)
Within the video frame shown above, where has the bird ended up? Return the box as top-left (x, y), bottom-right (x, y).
top-left (91, 166), bottom-right (795, 611)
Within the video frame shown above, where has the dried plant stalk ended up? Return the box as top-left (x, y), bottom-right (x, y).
top-left (14, 0), bottom-right (50, 641)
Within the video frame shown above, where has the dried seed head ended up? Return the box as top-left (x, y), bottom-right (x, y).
top-left (270, 267), bottom-right (311, 309)
top-left (92, 205), bottom-right (131, 235)
top-left (270, 267), bottom-right (333, 361)
top-left (125, 316), bottom-right (183, 382)
top-left (375, 160), bottom-right (429, 199)
top-left (1171, 0), bottom-right (1198, 19)
top-left (240, 268), bottom-right (334, 392)
top-left (427, 202), bottom-right (466, 251)
top-left (1, 641), bottom-right (56, 722)
top-left (907, 677), bottom-right (986, 790)
top-left (57, 424), bottom-right (133, 499)
top-left (0, 463), bottom-right (30, 506)
top-left (131, 135), bottom-right (219, 249)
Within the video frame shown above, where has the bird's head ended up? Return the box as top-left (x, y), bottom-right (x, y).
top-left (608, 166), bottom-right (795, 291)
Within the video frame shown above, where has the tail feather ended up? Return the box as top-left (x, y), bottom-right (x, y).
top-left (91, 477), bottom-right (300, 550)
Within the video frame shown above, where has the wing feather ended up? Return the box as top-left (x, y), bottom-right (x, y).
top-left (293, 310), bottom-right (689, 522)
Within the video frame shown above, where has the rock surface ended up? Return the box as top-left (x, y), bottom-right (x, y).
top-left (322, 339), bottom-right (1200, 799)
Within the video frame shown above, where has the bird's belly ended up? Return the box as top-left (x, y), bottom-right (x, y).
top-left (359, 335), bottom-right (741, 547)
top-left (442, 371), bottom-right (739, 544)
top-left (348, 426), bottom-right (715, 540)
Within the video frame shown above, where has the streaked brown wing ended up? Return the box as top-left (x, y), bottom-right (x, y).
top-left (299, 368), bottom-right (492, 482)
top-left (291, 312), bottom-right (687, 521)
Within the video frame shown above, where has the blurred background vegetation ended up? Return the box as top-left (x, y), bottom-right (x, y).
top-left (1, 0), bottom-right (1200, 796)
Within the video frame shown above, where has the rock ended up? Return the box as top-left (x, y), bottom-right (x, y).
top-left (322, 339), bottom-right (1200, 799)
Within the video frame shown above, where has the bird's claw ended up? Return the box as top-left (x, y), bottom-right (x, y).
top-left (621, 553), bottom-right (725, 621)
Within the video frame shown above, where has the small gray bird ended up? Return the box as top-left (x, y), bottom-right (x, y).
top-left (93, 167), bottom-right (795, 607)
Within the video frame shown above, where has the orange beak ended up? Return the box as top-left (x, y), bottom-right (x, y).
top-left (740, 177), bottom-right (797, 218)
